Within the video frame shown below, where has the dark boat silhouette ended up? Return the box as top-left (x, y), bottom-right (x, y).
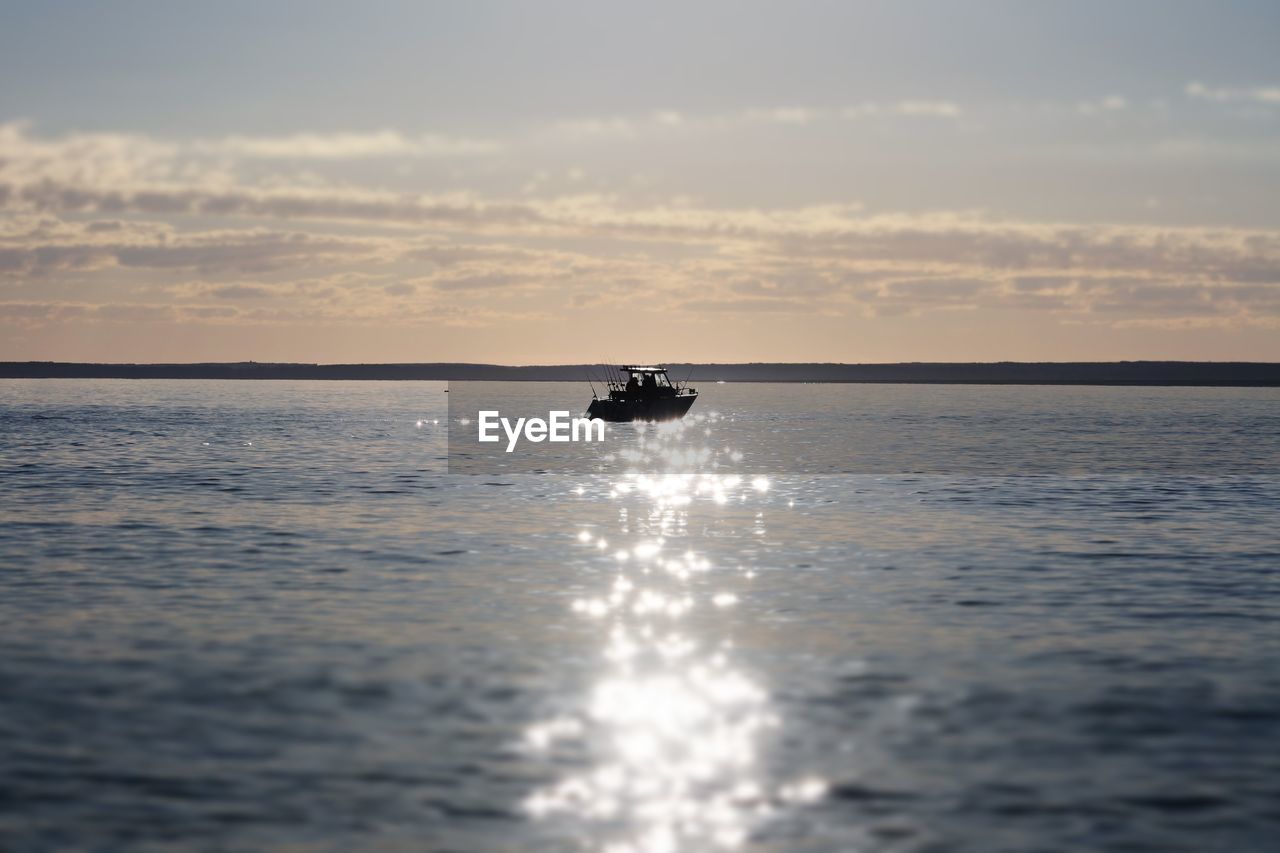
top-left (586, 366), bottom-right (697, 422)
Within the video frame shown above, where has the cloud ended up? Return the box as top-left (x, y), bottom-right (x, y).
top-left (743, 107), bottom-right (817, 125)
top-left (547, 117), bottom-right (636, 141)
top-left (893, 100), bottom-right (963, 118)
top-left (0, 217), bottom-right (388, 276)
top-left (677, 297), bottom-right (817, 314)
top-left (882, 277), bottom-right (986, 302)
top-left (205, 284), bottom-right (276, 299)
top-left (203, 131), bottom-right (500, 159)
top-left (0, 120), bottom-right (183, 188)
top-left (2, 121), bottom-right (1279, 333)
top-left (5, 177), bottom-right (548, 232)
top-left (112, 231), bottom-right (382, 272)
top-left (430, 272), bottom-right (529, 291)
top-left (1186, 81), bottom-right (1280, 104)
top-left (541, 99), bottom-right (964, 144)
top-left (0, 121), bottom-right (499, 182)
top-left (736, 101), bottom-right (961, 124)
top-left (1076, 95), bottom-right (1128, 115)
top-left (683, 266), bottom-right (1277, 327)
top-left (0, 300), bottom-right (175, 326)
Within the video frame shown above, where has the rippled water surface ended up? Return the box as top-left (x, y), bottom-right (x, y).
top-left (1, 379), bottom-right (1278, 852)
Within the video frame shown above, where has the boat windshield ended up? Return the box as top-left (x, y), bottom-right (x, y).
top-left (629, 371), bottom-right (671, 389)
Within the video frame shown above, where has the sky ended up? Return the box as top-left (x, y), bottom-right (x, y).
top-left (1, 0), bottom-right (1278, 364)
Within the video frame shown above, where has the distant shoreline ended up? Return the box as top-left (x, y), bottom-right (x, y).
top-left (2, 361), bottom-right (1278, 386)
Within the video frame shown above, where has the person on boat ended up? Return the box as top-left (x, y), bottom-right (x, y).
top-left (625, 375), bottom-right (640, 396)
top-left (643, 373), bottom-right (657, 393)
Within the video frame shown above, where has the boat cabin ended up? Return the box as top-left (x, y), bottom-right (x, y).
top-left (620, 366), bottom-right (676, 397)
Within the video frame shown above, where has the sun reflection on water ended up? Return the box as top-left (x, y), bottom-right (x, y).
top-left (522, 415), bottom-right (825, 851)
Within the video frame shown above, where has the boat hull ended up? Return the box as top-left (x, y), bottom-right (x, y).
top-left (586, 393), bottom-right (697, 423)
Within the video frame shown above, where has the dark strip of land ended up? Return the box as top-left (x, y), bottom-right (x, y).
top-left (2, 361), bottom-right (1278, 386)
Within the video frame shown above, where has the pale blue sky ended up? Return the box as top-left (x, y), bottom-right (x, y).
top-left (4, 1), bottom-right (1278, 132)
top-left (1, 1), bottom-right (1278, 361)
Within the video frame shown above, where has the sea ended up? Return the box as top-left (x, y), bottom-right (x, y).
top-left (1, 379), bottom-right (1277, 852)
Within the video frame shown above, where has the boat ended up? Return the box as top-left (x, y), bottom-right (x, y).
top-left (586, 366), bottom-right (697, 422)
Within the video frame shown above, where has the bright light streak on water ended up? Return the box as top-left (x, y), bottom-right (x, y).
top-left (523, 431), bottom-right (826, 851)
